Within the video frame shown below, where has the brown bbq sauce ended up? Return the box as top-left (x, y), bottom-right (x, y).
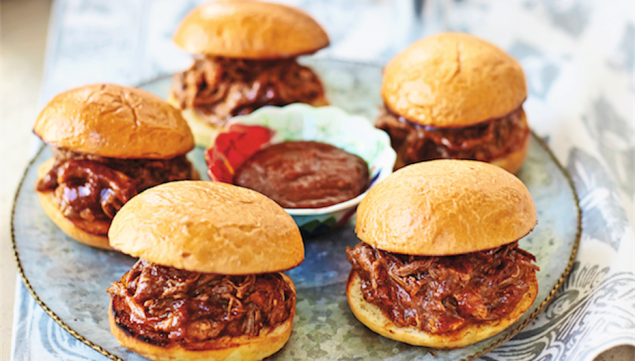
top-left (233, 141), bottom-right (370, 209)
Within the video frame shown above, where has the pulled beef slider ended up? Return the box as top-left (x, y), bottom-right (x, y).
top-left (378, 33), bottom-right (530, 172)
top-left (169, 0), bottom-right (330, 147)
top-left (34, 84), bottom-right (197, 250)
top-left (346, 160), bottom-right (539, 349)
top-left (107, 181), bottom-right (304, 361)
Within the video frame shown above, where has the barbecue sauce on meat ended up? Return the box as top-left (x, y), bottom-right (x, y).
top-left (36, 147), bottom-right (196, 235)
top-left (346, 242), bottom-right (538, 335)
top-left (171, 56), bottom-right (326, 127)
top-left (375, 106), bottom-right (530, 169)
top-left (107, 259), bottom-right (295, 350)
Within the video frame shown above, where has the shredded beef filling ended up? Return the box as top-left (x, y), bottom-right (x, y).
top-left (346, 242), bottom-right (538, 335)
top-left (107, 259), bottom-right (295, 350)
top-left (35, 147), bottom-right (196, 235)
top-left (375, 106), bottom-right (530, 169)
top-left (171, 56), bottom-right (326, 128)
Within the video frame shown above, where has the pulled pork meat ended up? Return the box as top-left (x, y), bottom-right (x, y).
top-left (375, 106), bottom-right (530, 169)
top-left (107, 259), bottom-right (295, 350)
top-left (36, 147), bottom-right (196, 235)
top-left (171, 56), bottom-right (326, 128)
top-left (346, 242), bottom-right (538, 335)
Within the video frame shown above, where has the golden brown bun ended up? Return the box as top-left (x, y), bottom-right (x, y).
top-left (382, 32), bottom-right (527, 128)
top-left (34, 84), bottom-right (195, 159)
top-left (491, 130), bottom-right (530, 174)
top-left (36, 158), bottom-right (112, 250)
top-left (109, 181), bottom-right (304, 274)
top-left (347, 270), bottom-right (537, 349)
top-left (110, 273), bottom-right (295, 361)
top-left (355, 160), bottom-right (536, 256)
top-left (173, 0), bottom-right (329, 59)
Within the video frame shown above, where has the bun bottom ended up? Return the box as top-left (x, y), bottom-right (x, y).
top-left (36, 158), bottom-right (112, 250)
top-left (167, 93), bottom-right (329, 149)
top-left (109, 273), bottom-right (296, 361)
top-left (490, 133), bottom-right (530, 174)
top-left (167, 94), bottom-right (224, 149)
top-left (37, 191), bottom-right (112, 250)
top-left (346, 270), bottom-right (537, 349)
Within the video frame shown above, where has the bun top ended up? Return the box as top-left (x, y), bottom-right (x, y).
top-left (355, 160), bottom-right (536, 256)
top-left (382, 32), bottom-right (527, 128)
top-left (109, 181), bottom-right (304, 274)
top-left (173, 0), bottom-right (329, 58)
top-left (34, 84), bottom-right (194, 159)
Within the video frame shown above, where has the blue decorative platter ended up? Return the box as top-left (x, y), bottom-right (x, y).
top-left (12, 58), bottom-right (580, 361)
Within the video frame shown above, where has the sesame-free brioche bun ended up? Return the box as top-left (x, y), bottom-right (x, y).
top-left (382, 32), bottom-right (527, 128)
top-left (490, 129), bottom-right (530, 174)
top-left (173, 0), bottom-right (329, 59)
top-left (33, 83), bottom-right (194, 159)
top-left (355, 160), bottom-right (536, 256)
top-left (36, 158), bottom-right (112, 250)
top-left (109, 181), bottom-right (304, 274)
top-left (346, 270), bottom-right (537, 349)
top-left (109, 273), bottom-right (296, 361)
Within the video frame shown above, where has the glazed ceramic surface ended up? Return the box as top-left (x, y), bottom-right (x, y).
top-left (206, 104), bottom-right (396, 235)
top-left (13, 59), bottom-right (579, 361)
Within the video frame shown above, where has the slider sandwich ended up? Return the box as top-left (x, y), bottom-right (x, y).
top-left (34, 84), bottom-right (197, 250)
top-left (107, 181), bottom-right (304, 361)
top-left (170, 0), bottom-right (330, 147)
top-left (377, 33), bottom-right (530, 172)
top-left (346, 160), bottom-right (539, 348)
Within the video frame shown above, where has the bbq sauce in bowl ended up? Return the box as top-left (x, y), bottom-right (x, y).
top-left (233, 141), bottom-right (370, 209)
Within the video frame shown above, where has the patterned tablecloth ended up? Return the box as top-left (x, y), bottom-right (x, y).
top-left (11, 0), bottom-right (634, 360)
